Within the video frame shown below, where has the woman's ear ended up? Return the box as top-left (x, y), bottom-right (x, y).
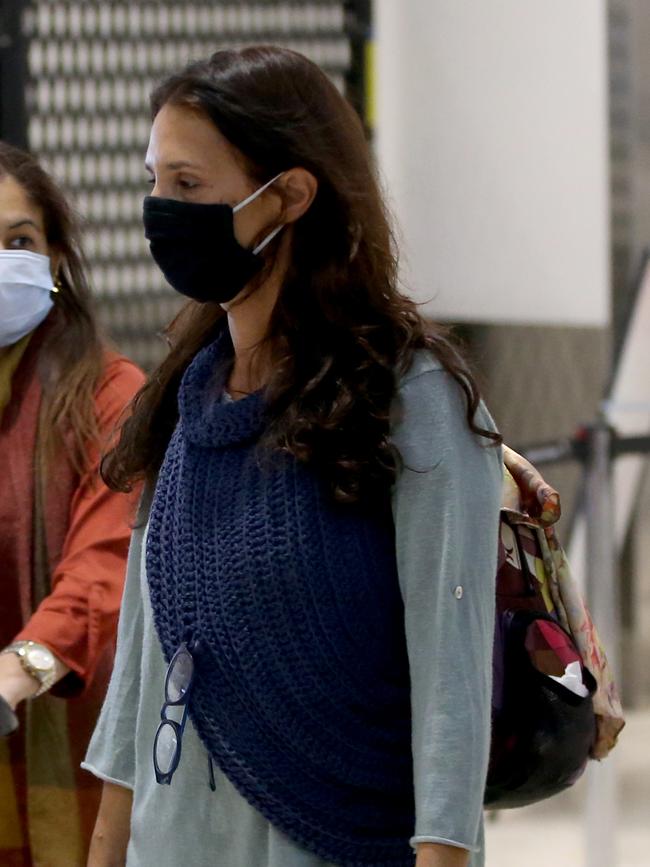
top-left (278, 168), bottom-right (318, 224)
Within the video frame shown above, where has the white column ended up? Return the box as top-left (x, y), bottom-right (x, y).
top-left (374, 0), bottom-right (610, 327)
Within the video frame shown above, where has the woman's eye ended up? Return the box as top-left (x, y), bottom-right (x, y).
top-left (146, 177), bottom-right (155, 186)
top-left (178, 178), bottom-right (199, 190)
top-left (9, 236), bottom-right (33, 249)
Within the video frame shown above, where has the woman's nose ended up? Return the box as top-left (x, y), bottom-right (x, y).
top-left (150, 181), bottom-right (171, 199)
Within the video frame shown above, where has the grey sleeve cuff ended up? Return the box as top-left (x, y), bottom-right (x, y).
top-left (410, 834), bottom-right (479, 853)
top-left (80, 761), bottom-right (134, 791)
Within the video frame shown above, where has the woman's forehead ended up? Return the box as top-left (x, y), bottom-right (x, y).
top-left (146, 103), bottom-right (240, 174)
top-left (0, 175), bottom-right (45, 230)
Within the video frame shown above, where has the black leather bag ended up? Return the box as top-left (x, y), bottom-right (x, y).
top-left (484, 514), bottom-right (597, 809)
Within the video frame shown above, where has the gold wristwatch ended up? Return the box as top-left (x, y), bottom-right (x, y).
top-left (1, 641), bottom-right (57, 697)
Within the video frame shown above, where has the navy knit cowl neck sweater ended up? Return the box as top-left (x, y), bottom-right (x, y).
top-left (146, 329), bottom-right (416, 867)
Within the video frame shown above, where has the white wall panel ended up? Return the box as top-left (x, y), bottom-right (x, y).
top-left (375, 0), bottom-right (610, 326)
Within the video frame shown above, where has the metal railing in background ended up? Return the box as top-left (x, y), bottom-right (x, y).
top-left (517, 420), bottom-right (650, 867)
top-left (514, 250), bottom-right (650, 867)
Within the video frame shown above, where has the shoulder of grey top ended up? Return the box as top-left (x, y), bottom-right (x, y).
top-left (399, 349), bottom-right (444, 387)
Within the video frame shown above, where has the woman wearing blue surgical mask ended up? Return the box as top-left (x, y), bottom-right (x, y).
top-left (85, 47), bottom-right (502, 867)
top-left (0, 142), bottom-right (145, 866)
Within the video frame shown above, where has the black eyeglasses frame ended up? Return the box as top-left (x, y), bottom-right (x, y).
top-left (153, 641), bottom-right (196, 786)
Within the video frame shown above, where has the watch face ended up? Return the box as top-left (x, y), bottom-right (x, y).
top-left (25, 646), bottom-right (55, 672)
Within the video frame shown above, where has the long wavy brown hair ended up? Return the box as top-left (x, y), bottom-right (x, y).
top-left (0, 142), bottom-right (104, 475)
top-left (103, 46), bottom-right (500, 504)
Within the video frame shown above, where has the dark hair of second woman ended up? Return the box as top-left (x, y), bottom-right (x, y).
top-left (102, 45), bottom-right (500, 505)
top-left (0, 142), bottom-right (104, 474)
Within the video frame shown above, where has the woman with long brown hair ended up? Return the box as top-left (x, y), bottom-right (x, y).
top-left (85, 47), bottom-right (502, 867)
top-left (0, 142), bottom-right (144, 866)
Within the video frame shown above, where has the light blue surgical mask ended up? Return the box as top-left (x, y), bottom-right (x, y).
top-left (0, 250), bottom-right (57, 348)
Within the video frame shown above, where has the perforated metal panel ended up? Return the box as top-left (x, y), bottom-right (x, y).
top-left (22, 1), bottom-right (355, 369)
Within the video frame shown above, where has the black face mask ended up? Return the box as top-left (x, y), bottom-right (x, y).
top-left (142, 174), bottom-right (284, 304)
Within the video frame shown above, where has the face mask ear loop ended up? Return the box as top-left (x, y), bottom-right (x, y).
top-left (233, 172), bottom-right (286, 256)
top-left (252, 224), bottom-right (284, 255)
top-left (233, 172), bottom-right (284, 214)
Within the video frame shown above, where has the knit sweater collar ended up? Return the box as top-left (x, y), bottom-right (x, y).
top-left (178, 326), bottom-right (266, 449)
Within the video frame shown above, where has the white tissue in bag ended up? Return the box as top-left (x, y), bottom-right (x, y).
top-left (548, 660), bottom-right (589, 698)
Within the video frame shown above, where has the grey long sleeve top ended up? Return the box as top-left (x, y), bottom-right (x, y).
top-left (83, 352), bottom-right (502, 867)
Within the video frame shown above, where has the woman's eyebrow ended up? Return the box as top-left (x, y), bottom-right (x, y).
top-left (144, 160), bottom-right (200, 171)
top-left (8, 218), bottom-right (40, 231)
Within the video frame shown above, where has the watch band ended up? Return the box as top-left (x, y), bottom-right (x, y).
top-left (1, 641), bottom-right (57, 697)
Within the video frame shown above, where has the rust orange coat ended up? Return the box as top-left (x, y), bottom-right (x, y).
top-left (0, 349), bottom-right (145, 867)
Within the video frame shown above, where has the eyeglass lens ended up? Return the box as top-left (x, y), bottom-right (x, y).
top-left (166, 646), bottom-right (194, 703)
top-left (155, 720), bottom-right (179, 775)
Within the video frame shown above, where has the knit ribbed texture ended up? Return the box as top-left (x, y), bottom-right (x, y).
top-left (147, 329), bottom-right (416, 867)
